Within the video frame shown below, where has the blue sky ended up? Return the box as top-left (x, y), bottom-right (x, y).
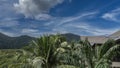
top-left (0, 0), bottom-right (120, 37)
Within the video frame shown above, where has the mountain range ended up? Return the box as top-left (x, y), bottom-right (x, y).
top-left (0, 33), bottom-right (80, 49)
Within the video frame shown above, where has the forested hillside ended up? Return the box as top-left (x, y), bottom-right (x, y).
top-left (0, 33), bottom-right (80, 49)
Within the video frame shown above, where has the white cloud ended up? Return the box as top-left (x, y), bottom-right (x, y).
top-left (84, 28), bottom-right (119, 36)
top-left (0, 0), bottom-right (17, 19)
top-left (21, 28), bottom-right (62, 37)
top-left (21, 28), bottom-right (39, 34)
top-left (0, 22), bottom-right (19, 27)
top-left (14, 0), bottom-right (65, 20)
top-left (52, 28), bottom-right (68, 34)
top-left (44, 11), bottom-right (119, 36)
top-left (51, 21), bottom-right (120, 36)
top-left (44, 12), bottom-right (98, 26)
top-left (35, 14), bottom-right (52, 20)
top-left (67, 23), bottom-right (117, 35)
top-left (58, 12), bottom-right (97, 26)
top-left (0, 17), bottom-right (20, 28)
top-left (0, 29), bottom-right (16, 37)
top-left (69, 0), bottom-right (72, 3)
top-left (73, 23), bottom-right (120, 36)
top-left (0, 19), bottom-right (19, 27)
top-left (102, 8), bottom-right (120, 22)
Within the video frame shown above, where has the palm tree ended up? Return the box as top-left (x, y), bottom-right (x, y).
top-left (57, 41), bottom-right (85, 68)
top-left (9, 35), bottom-right (120, 68)
top-left (79, 39), bottom-right (120, 68)
top-left (20, 35), bottom-right (66, 68)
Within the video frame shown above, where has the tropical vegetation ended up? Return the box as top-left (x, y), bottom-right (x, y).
top-left (0, 34), bottom-right (120, 68)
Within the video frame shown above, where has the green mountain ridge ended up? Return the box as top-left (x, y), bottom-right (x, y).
top-left (0, 33), bottom-right (35, 49)
top-left (0, 33), bottom-right (80, 49)
top-left (61, 33), bottom-right (80, 42)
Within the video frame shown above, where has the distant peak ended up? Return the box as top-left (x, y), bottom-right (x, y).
top-left (62, 33), bottom-right (80, 36)
top-left (110, 30), bottom-right (120, 37)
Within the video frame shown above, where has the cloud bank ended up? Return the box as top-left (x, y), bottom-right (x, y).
top-left (0, 0), bottom-right (119, 37)
top-left (14, 0), bottom-right (64, 20)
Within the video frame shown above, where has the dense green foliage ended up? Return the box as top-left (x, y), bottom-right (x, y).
top-left (0, 35), bottom-right (120, 68)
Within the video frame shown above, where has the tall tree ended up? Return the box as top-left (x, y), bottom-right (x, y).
top-left (21, 35), bottom-right (66, 68)
top-left (80, 39), bottom-right (120, 68)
